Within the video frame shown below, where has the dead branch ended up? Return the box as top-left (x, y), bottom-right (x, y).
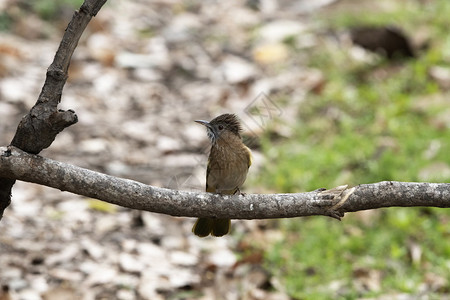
top-left (0, 0), bottom-right (107, 219)
top-left (1, 146), bottom-right (449, 220)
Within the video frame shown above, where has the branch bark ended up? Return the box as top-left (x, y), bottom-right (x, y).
top-left (0, 0), bottom-right (108, 219)
top-left (1, 146), bottom-right (449, 220)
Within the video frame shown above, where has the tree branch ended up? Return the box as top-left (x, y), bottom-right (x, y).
top-left (1, 146), bottom-right (449, 220)
top-left (11, 0), bottom-right (106, 153)
top-left (0, 0), bottom-right (108, 219)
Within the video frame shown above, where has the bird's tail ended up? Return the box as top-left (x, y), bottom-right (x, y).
top-left (212, 218), bottom-right (230, 237)
top-left (192, 218), bottom-right (230, 237)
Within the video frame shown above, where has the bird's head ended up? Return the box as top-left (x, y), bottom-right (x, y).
top-left (195, 113), bottom-right (242, 144)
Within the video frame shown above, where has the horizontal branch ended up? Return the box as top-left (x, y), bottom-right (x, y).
top-left (1, 146), bottom-right (449, 220)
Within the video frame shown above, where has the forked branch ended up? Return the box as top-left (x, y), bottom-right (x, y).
top-left (0, 0), bottom-right (108, 219)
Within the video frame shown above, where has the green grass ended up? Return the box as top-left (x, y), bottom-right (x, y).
top-left (265, 209), bottom-right (450, 299)
top-left (256, 0), bottom-right (450, 298)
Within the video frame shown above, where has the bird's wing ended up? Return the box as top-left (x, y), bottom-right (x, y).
top-left (206, 156), bottom-right (216, 193)
top-left (245, 146), bottom-right (252, 169)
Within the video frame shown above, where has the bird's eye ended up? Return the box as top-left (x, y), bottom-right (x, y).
top-left (218, 125), bottom-right (224, 131)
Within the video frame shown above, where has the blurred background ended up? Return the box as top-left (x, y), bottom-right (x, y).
top-left (1, 0), bottom-right (449, 299)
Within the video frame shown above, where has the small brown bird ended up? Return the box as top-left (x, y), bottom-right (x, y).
top-left (192, 114), bottom-right (252, 237)
top-left (350, 26), bottom-right (415, 59)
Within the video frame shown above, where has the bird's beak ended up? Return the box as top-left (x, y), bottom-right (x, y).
top-left (195, 120), bottom-right (210, 127)
top-left (196, 119), bottom-right (216, 142)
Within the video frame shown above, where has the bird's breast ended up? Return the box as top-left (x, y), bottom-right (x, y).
top-left (207, 144), bottom-right (250, 194)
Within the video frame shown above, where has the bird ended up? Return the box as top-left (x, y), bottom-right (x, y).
top-left (350, 25), bottom-right (415, 59)
top-left (192, 113), bottom-right (252, 237)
